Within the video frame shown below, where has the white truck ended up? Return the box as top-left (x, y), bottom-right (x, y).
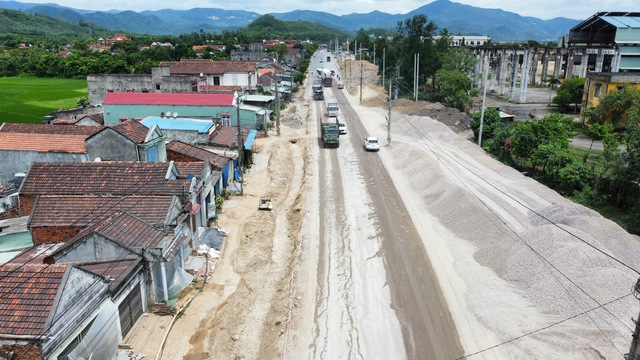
top-left (327, 103), bottom-right (339, 117)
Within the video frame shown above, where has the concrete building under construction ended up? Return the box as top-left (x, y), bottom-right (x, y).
top-left (469, 12), bottom-right (640, 104)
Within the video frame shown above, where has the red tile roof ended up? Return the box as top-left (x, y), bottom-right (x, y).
top-left (0, 263), bottom-right (68, 336)
top-left (167, 140), bottom-right (229, 169)
top-left (20, 162), bottom-right (193, 196)
top-left (103, 92), bottom-right (235, 106)
top-left (174, 161), bottom-right (206, 177)
top-left (47, 212), bottom-right (166, 265)
top-left (159, 59), bottom-right (256, 74)
top-left (112, 119), bottom-right (150, 144)
top-left (52, 118), bottom-right (81, 125)
top-left (8, 243), bottom-right (67, 265)
top-left (29, 195), bottom-right (176, 227)
top-left (0, 123), bottom-right (104, 136)
top-left (209, 126), bottom-right (240, 148)
top-left (0, 123), bottom-right (107, 153)
top-left (198, 85), bottom-right (242, 93)
top-left (79, 258), bottom-right (140, 293)
top-left (91, 211), bottom-right (165, 248)
top-left (0, 133), bottom-right (88, 153)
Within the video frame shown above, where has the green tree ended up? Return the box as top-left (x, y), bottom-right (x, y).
top-left (440, 47), bottom-right (476, 75)
top-left (470, 107), bottom-right (502, 143)
top-left (584, 122), bottom-right (615, 162)
top-left (393, 14), bottom-right (438, 86)
top-left (552, 77), bottom-right (585, 113)
top-left (434, 68), bottom-right (472, 111)
top-left (584, 86), bottom-right (640, 130)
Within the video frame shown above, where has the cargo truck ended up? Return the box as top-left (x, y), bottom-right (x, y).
top-left (312, 80), bottom-right (324, 100)
top-left (327, 103), bottom-right (339, 117)
top-left (321, 123), bottom-right (340, 148)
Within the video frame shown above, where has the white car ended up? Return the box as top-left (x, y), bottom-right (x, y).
top-left (337, 81), bottom-right (344, 89)
top-left (364, 137), bottom-right (380, 151)
top-left (338, 122), bottom-right (347, 135)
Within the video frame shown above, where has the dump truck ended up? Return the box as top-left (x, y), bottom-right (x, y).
top-left (321, 123), bottom-right (340, 148)
top-left (312, 80), bottom-right (324, 100)
top-left (327, 102), bottom-right (339, 117)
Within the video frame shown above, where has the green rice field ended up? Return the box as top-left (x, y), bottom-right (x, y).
top-left (0, 77), bottom-right (88, 124)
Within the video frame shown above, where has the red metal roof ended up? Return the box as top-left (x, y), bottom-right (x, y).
top-left (103, 92), bottom-right (235, 106)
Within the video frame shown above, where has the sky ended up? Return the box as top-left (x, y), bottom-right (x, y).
top-left (8, 0), bottom-right (637, 20)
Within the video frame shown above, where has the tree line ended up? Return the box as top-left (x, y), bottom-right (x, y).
top-left (0, 14), bottom-right (336, 79)
top-left (470, 88), bottom-right (640, 234)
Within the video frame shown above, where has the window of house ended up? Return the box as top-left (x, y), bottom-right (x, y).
top-left (192, 82), bottom-right (198, 92)
top-left (213, 76), bottom-right (221, 86)
top-left (155, 84), bottom-right (161, 90)
top-left (595, 84), bottom-right (602, 98)
top-left (147, 147), bottom-right (158, 162)
top-left (221, 113), bottom-right (231, 126)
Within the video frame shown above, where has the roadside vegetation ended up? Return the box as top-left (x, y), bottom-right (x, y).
top-left (470, 88), bottom-right (640, 234)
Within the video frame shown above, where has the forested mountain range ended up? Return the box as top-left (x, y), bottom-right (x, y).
top-left (0, 0), bottom-right (581, 41)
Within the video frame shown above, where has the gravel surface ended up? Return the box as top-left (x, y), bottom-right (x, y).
top-left (345, 84), bottom-right (640, 359)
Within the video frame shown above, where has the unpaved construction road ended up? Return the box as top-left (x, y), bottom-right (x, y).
top-left (126, 52), bottom-right (640, 360)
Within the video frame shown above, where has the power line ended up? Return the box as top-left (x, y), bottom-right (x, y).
top-left (455, 292), bottom-right (633, 359)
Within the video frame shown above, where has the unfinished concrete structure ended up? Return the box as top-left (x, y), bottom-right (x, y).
top-left (470, 12), bottom-right (640, 103)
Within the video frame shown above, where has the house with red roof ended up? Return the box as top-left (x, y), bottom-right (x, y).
top-left (0, 263), bottom-right (117, 360)
top-left (34, 210), bottom-right (193, 318)
top-left (111, 119), bottom-right (167, 162)
top-left (0, 122), bottom-right (147, 183)
top-left (87, 59), bottom-right (259, 106)
top-left (102, 92), bottom-right (236, 124)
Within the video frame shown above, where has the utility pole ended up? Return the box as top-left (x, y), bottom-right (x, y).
top-left (360, 61), bottom-right (363, 103)
top-left (627, 278), bottom-right (640, 360)
top-left (478, 53), bottom-right (489, 147)
top-left (276, 79), bottom-right (281, 136)
top-left (382, 47), bottom-right (386, 90)
top-left (373, 43), bottom-right (376, 65)
top-left (413, 54), bottom-right (418, 98)
top-left (236, 93), bottom-right (244, 196)
top-left (413, 53), bottom-right (420, 102)
top-left (387, 79), bottom-right (392, 145)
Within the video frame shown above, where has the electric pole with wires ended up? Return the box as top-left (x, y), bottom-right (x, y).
top-left (627, 278), bottom-right (640, 360)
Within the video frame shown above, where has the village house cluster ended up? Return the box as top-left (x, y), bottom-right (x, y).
top-left (0, 51), bottom-right (297, 359)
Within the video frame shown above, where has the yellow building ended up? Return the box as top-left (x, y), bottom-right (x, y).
top-left (580, 72), bottom-right (640, 123)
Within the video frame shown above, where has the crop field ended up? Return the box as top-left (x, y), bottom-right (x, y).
top-left (0, 77), bottom-right (88, 124)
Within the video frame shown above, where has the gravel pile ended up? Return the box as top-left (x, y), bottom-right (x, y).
top-left (384, 112), bottom-right (640, 357)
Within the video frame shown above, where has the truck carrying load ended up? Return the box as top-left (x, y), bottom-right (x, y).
top-left (312, 79), bottom-right (324, 100)
top-left (327, 103), bottom-right (339, 117)
top-left (313, 87), bottom-right (324, 100)
top-left (321, 123), bottom-right (340, 148)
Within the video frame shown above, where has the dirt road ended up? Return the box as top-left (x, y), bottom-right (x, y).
top-left (125, 55), bottom-right (640, 360)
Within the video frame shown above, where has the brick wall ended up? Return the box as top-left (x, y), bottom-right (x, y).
top-left (31, 226), bottom-right (84, 245)
top-left (0, 343), bottom-right (43, 360)
top-left (19, 195), bottom-right (37, 217)
top-left (0, 195), bottom-right (36, 220)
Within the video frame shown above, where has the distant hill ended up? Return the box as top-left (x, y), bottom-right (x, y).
top-left (0, 7), bottom-right (107, 38)
top-left (0, 0), bottom-right (582, 41)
